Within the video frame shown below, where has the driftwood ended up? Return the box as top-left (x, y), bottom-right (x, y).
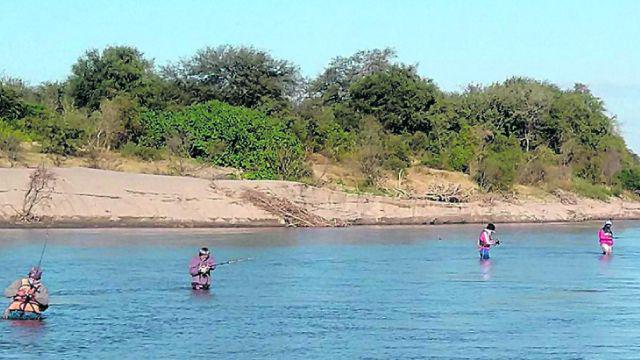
top-left (242, 189), bottom-right (348, 227)
top-left (423, 184), bottom-right (472, 203)
top-left (552, 189), bottom-right (578, 205)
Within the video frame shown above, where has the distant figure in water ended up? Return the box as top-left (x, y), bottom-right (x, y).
top-left (189, 247), bottom-right (216, 290)
top-left (598, 220), bottom-right (614, 255)
top-left (478, 223), bottom-right (499, 260)
top-left (3, 267), bottom-right (49, 320)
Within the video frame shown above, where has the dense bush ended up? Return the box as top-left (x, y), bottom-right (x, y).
top-left (0, 120), bottom-right (29, 165)
top-left (26, 113), bottom-right (87, 156)
top-left (617, 167), bottom-right (640, 191)
top-left (120, 142), bottom-right (165, 161)
top-left (139, 101), bottom-right (307, 179)
top-left (571, 178), bottom-right (613, 201)
top-left (473, 135), bottom-right (523, 191)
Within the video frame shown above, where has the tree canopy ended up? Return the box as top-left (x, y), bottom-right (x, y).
top-left (1, 45), bottom-right (638, 196)
top-left (163, 45), bottom-right (301, 111)
top-left (67, 46), bottom-right (161, 110)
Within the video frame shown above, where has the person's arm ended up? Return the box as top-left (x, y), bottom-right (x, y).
top-left (3, 280), bottom-right (21, 298)
top-left (36, 285), bottom-right (49, 307)
top-left (207, 257), bottom-right (216, 271)
top-left (189, 259), bottom-right (200, 276)
top-left (491, 232), bottom-right (500, 245)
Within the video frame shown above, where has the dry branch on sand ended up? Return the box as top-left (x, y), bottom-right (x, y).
top-left (422, 184), bottom-right (472, 203)
top-left (242, 189), bottom-right (348, 227)
top-left (551, 189), bottom-right (578, 205)
top-left (12, 164), bottom-right (56, 223)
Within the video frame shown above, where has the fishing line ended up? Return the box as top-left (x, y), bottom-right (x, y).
top-left (37, 228), bottom-right (50, 268)
top-left (212, 257), bottom-right (253, 267)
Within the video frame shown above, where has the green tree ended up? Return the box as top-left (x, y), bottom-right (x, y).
top-left (309, 48), bottom-right (395, 104)
top-left (164, 45), bottom-right (301, 110)
top-left (67, 46), bottom-right (161, 110)
top-left (348, 65), bottom-right (439, 133)
top-left (0, 80), bottom-right (28, 120)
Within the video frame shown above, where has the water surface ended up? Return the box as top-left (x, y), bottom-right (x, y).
top-left (1, 222), bottom-right (639, 359)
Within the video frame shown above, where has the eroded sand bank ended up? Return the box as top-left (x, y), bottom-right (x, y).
top-left (1, 167), bottom-right (639, 227)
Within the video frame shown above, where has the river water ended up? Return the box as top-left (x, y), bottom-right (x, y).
top-left (0, 222), bottom-right (639, 359)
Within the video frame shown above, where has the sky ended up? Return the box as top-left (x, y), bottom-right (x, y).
top-left (1, 0), bottom-right (638, 152)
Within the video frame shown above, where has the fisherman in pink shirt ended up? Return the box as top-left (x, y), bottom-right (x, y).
top-left (478, 223), bottom-right (500, 259)
top-left (598, 220), bottom-right (614, 255)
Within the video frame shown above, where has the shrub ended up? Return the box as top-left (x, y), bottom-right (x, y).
top-left (571, 178), bottom-right (611, 201)
top-left (37, 117), bottom-right (86, 156)
top-left (616, 167), bottom-right (640, 191)
top-left (354, 117), bottom-right (385, 186)
top-left (383, 134), bottom-right (411, 172)
top-left (473, 135), bottom-right (523, 191)
top-left (120, 142), bottom-right (164, 161)
top-left (518, 146), bottom-right (560, 185)
top-left (0, 122), bottom-right (24, 166)
top-left (139, 100), bottom-right (307, 180)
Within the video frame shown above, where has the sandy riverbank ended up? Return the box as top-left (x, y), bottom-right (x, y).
top-left (1, 167), bottom-right (639, 228)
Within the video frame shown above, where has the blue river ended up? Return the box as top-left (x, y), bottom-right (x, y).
top-left (1, 222), bottom-right (639, 359)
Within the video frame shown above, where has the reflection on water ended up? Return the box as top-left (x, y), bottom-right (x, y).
top-left (479, 259), bottom-right (492, 281)
top-left (0, 221), bottom-right (639, 359)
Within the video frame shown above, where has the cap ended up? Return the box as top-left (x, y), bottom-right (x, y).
top-left (28, 267), bottom-right (42, 280)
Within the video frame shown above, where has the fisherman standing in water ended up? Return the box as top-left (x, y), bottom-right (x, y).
top-left (3, 267), bottom-right (49, 320)
top-left (189, 247), bottom-right (216, 290)
top-left (598, 220), bottom-right (614, 255)
top-left (478, 223), bottom-right (500, 260)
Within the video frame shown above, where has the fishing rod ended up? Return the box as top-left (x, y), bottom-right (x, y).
top-left (212, 257), bottom-right (253, 267)
top-left (37, 228), bottom-right (50, 268)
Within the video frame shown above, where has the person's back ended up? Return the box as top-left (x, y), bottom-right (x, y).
top-left (3, 267), bottom-right (49, 320)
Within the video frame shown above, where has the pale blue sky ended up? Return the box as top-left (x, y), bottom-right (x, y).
top-left (1, 0), bottom-right (638, 152)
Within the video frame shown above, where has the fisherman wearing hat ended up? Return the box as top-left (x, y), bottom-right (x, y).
top-left (478, 223), bottom-right (500, 259)
top-left (188, 248), bottom-right (216, 290)
top-left (598, 220), bottom-right (614, 255)
top-left (3, 267), bottom-right (49, 320)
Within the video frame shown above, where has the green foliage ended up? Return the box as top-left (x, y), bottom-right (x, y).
top-left (28, 112), bottom-right (89, 156)
top-left (571, 177), bottom-right (612, 201)
top-left (0, 120), bottom-right (29, 165)
top-left (89, 95), bottom-right (142, 149)
top-left (0, 82), bottom-right (27, 120)
top-left (473, 134), bottom-right (523, 191)
top-left (518, 146), bottom-right (561, 185)
top-left (353, 117), bottom-right (385, 186)
top-left (67, 46), bottom-right (161, 110)
top-left (348, 65), bottom-right (438, 133)
top-left (301, 108), bottom-right (355, 160)
top-left (0, 79), bottom-right (48, 122)
top-left (309, 48), bottom-right (396, 104)
top-left (617, 167), bottom-right (640, 191)
top-left (383, 134), bottom-right (411, 172)
top-left (0, 120), bottom-right (30, 142)
top-left (0, 46), bottom-right (638, 197)
top-left (120, 142), bottom-right (165, 161)
top-left (139, 100), bottom-right (307, 179)
top-left (164, 45), bottom-right (301, 111)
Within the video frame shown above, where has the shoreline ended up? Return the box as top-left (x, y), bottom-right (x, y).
top-left (0, 217), bottom-right (638, 230)
top-left (1, 167), bottom-right (639, 229)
